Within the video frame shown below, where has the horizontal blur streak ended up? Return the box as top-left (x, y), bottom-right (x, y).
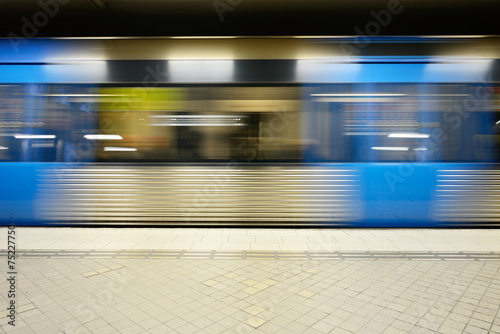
top-left (371, 147), bottom-right (409, 151)
top-left (36, 166), bottom-right (362, 223)
top-left (14, 135), bottom-right (56, 139)
top-left (310, 93), bottom-right (407, 97)
top-left (84, 135), bottom-right (123, 140)
top-left (388, 133), bottom-right (430, 138)
top-left (104, 147), bottom-right (137, 152)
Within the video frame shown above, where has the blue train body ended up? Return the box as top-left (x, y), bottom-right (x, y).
top-left (0, 38), bottom-right (499, 226)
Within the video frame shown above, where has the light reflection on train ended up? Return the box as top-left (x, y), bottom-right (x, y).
top-left (1, 37), bottom-right (500, 226)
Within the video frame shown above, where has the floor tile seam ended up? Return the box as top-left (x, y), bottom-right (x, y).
top-left (5, 249), bottom-right (500, 260)
top-left (5, 249), bottom-right (500, 253)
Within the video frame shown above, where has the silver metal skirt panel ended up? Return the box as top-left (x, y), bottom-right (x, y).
top-left (435, 168), bottom-right (500, 223)
top-left (36, 164), bottom-right (361, 225)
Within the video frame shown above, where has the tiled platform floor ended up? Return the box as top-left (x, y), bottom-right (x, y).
top-left (1, 228), bottom-right (500, 333)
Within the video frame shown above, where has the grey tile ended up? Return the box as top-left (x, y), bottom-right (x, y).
top-left (7, 229), bottom-right (500, 334)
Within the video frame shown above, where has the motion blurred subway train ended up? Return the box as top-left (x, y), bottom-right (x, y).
top-left (1, 37), bottom-right (500, 226)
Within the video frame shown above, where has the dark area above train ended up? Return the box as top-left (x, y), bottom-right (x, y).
top-left (0, 0), bottom-right (499, 38)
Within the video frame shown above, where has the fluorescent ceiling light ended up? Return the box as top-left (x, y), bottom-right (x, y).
top-left (372, 147), bottom-right (409, 151)
top-left (14, 135), bottom-right (56, 139)
top-left (84, 135), bottom-right (123, 140)
top-left (54, 37), bottom-right (137, 40)
top-left (46, 60), bottom-right (107, 65)
top-left (414, 148), bottom-right (427, 151)
top-left (421, 35), bottom-right (487, 38)
top-left (388, 133), bottom-right (430, 139)
top-left (104, 147), bottom-right (137, 152)
top-left (0, 146), bottom-right (8, 150)
top-left (51, 35), bottom-right (490, 40)
top-left (170, 36), bottom-right (237, 39)
top-left (293, 35), bottom-right (354, 39)
top-left (296, 35), bottom-right (489, 39)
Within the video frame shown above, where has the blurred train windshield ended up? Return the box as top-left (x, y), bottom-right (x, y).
top-left (0, 83), bottom-right (499, 163)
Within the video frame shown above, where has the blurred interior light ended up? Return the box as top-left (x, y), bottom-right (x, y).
top-left (149, 115), bottom-right (246, 126)
top-left (150, 115), bottom-right (243, 118)
top-left (14, 135), bottom-right (56, 139)
top-left (38, 94), bottom-right (125, 97)
top-left (104, 147), bottom-right (137, 152)
top-left (314, 98), bottom-right (399, 103)
top-left (84, 135), bottom-right (123, 140)
top-left (388, 133), bottom-right (430, 138)
top-left (414, 148), bottom-right (428, 151)
top-left (371, 147), bottom-right (409, 151)
top-left (0, 146), bottom-right (8, 150)
top-left (496, 120), bottom-right (500, 125)
top-left (311, 93), bottom-right (406, 97)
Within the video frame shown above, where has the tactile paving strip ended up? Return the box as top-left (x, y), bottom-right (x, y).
top-left (2, 250), bottom-right (500, 260)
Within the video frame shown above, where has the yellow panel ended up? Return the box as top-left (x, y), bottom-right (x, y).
top-left (98, 87), bottom-right (186, 112)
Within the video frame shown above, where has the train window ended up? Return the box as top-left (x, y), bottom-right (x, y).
top-left (1, 82), bottom-right (496, 163)
top-left (0, 84), bottom-right (99, 162)
top-left (305, 83), bottom-right (497, 163)
top-left (427, 84), bottom-right (495, 162)
top-left (0, 84), bottom-right (302, 163)
top-left (0, 85), bottom-right (24, 161)
top-left (492, 88), bottom-right (500, 162)
top-left (94, 86), bottom-right (302, 162)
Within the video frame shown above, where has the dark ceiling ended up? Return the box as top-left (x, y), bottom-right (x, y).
top-left (0, 0), bottom-right (499, 38)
